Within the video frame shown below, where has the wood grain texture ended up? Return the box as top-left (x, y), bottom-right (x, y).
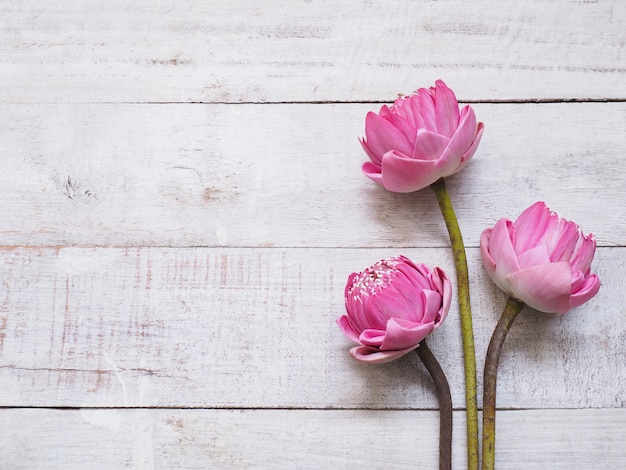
top-left (1, 408), bottom-right (624, 469)
top-left (0, 0), bottom-right (624, 103)
top-left (0, 102), bottom-right (624, 248)
top-left (1, 1), bottom-right (624, 467)
top-left (0, 246), bottom-right (622, 409)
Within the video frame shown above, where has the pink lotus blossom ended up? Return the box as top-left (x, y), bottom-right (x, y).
top-left (480, 202), bottom-right (600, 314)
top-left (337, 255), bottom-right (451, 364)
top-left (360, 80), bottom-right (484, 192)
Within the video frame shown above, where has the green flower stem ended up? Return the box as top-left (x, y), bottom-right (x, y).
top-left (430, 178), bottom-right (479, 470)
top-left (416, 340), bottom-right (453, 470)
top-left (482, 296), bottom-right (525, 470)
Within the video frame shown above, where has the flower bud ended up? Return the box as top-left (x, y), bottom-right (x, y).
top-left (337, 255), bottom-right (451, 364)
top-left (480, 202), bottom-right (600, 313)
top-left (361, 80), bottom-right (484, 192)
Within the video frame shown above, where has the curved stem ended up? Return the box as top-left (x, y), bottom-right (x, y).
top-left (416, 340), bottom-right (453, 470)
top-left (482, 296), bottom-right (525, 470)
top-left (430, 178), bottom-right (479, 470)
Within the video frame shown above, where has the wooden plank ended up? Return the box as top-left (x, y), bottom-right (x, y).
top-left (0, 246), bottom-right (622, 408)
top-left (0, 102), bottom-right (624, 248)
top-left (0, 1), bottom-right (623, 103)
top-left (2, 2), bottom-right (623, 467)
top-left (1, 408), bottom-right (624, 469)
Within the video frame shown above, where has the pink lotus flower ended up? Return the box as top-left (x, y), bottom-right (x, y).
top-left (337, 255), bottom-right (451, 364)
top-left (360, 80), bottom-right (484, 193)
top-left (480, 202), bottom-right (600, 314)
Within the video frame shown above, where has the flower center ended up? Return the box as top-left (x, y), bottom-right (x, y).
top-left (348, 257), bottom-right (401, 300)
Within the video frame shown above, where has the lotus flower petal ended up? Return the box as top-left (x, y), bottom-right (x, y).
top-left (379, 318), bottom-right (435, 351)
top-left (433, 80), bottom-right (461, 137)
top-left (350, 345), bottom-right (420, 364)
top-left (363, 111), bottom-right (413, 161)
top-left (412, 129), bottom-right (450, 162)
top-left (570, 274), bottom-right (601, 309)
top-left (517, 245), bottom-right (551, 269)
top-left (359, 328), bottom-right (386, 347)
top-left (360, 137), bottom-right (382, 165)
top-left (420, 290), bottom-right (444, 324)
top-left (488, 219), bottom-right (520, 291)
top-left (337, 315), bottom-right (361, 344)
top-left (570, 234), bottom-right (597, 274)
top-left (380, 150), bottom-right (440, 192)
top-left (480, 228), bottom-right (497, 276)
top-left (430, 267), bottom-right (452, 321)
top-left (380, 104), bottom-right (417, 143)
top-left (437, 106), bottom-right (477, 175)
top-left (416, 87), bottom-right (437, 132)
top-left (454, 121), bottom-right (484, 173)
top-left (362, 161), bottom-right (384, 185)
top-left (506, 262), bottom-right (573, 313)
top-left (548, 219), bottom-right (581, 262)
top-left (513, 202), bottom-right (553, 254)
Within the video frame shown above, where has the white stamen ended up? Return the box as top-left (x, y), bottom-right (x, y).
top-left (347, 257), bottom-right (402, 300)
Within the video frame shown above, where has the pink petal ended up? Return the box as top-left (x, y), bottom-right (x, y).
top-left (513, 202), bottom-right (553, 253)
top-left (337, 315), bottom-right (361, 344)
top-left (360, 137), bottom-right (382, 165)
top-left (570, 271), bottom-right (586, 293)
top-left (367, 289), bottom-right (419, 324)
top-left (480, 228), bottom-right (497, 277)
top-left (344, 294), bottom-right (371, 332)
top-left (570, 274), bottom-right (600, 309)
top-left (437, 106), bottom-right (477, 176)
top-left (380, 150), bottom-right (440, 192)
top-left (420, 289), bottom-right (444, 324)
top-left (433, 80), bottom-right (461, 138)
top-left (380, 318), bottom-right (435, 351)
top-left (396, 261), bottom-right (432, 290)
top-left (548, 219), bottom-right (581, 262)
top-left (359, 328), bottom-right (386, 347)
top-left (488, 219), bottom-right (521, 292)
top-left (416, 87), bottom-right (437, 132)
top-left (571, 234), bottom-right (597, 273)
top-left (350, 345), bottom-right (419, 364)
top-left (411, 129), bottom-right (450, 161)
top-left (506, 262), bottom-right (573, 314)
top-left (433, 267), bottom-right (452, 322)
top-left (517, 245), bottom-right (551, 269)
top-left (391, 282), bottom-right (426, 319)
top-left (364, 111), bottom-right (413, 159)
top-left (362, 161), bottom-right (384, 185)
top-left (455, 121), bottom-right (484, 172)
top-left (400, 94), bottom-right (427, 130)
top-left (426, 266), bottom-right (449, 302)
top-left (380, 105), bottom-right (417, 144)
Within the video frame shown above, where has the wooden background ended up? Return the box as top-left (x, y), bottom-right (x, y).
top-left (1, 1), bottom-right (624, 468)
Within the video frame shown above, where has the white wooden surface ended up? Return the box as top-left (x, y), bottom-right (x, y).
top-left (0, 1), bottom-right (624, 468)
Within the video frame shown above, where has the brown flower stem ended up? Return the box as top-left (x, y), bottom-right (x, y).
top-left (482, 296), bottom-right (525, 470)
top-left (416, 339), bottom-right (452, 470)
top-left (430, 178), bottom-right (479, 470)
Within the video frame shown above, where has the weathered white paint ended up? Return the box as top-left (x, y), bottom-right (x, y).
top-left (0, 246), bottom-right (621, 409)
top-left (0, 1), bottom-right (623, 103)
top-left (1, 408), bottom-right (624, 469)
top-left (0, 102), bottom-right (624, 247)
top-left (1, 1), bottom-right (624, 467)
